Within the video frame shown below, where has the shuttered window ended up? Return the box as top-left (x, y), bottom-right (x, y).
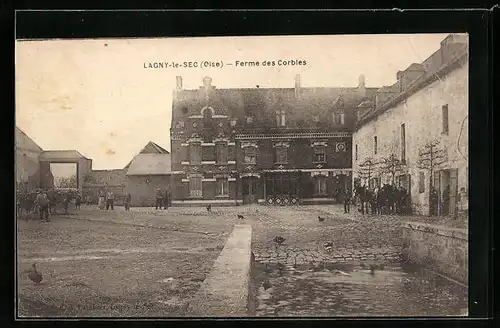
top-left (419, 172), bottom-right (425, 193)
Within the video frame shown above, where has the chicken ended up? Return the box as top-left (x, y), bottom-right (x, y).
top-left (206, 204), bottom-right (211, 212)
top-left (273, 236), bottom-right (285, 245)
top-left (28, 264), bottom-right (43, 284)
top-left (237, 214), bottom-right (244, 219)
top-left (318, 216), bottom-right (326, 222)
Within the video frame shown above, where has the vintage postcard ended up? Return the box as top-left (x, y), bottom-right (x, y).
top-left (15, 34), bottom-right (468, 318)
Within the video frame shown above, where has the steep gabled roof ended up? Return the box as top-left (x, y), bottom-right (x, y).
top-left (125, 153), bottom-right (172, 176)
top-left (139, 141), bottom-right (170, 154)
top-left (15, 126), bottom-right (44, 152)
top-left (123, 141), bottom-right (169, 170)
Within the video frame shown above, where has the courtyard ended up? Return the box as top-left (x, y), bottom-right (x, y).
top-left (17, 204), bottom-right (467, 317)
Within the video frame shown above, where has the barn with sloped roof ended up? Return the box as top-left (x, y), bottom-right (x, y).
top-left (123, 141), bottom-right (180, 207)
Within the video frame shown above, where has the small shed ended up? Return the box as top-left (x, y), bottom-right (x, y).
top-left (124, 142), bottom-right (176, 207)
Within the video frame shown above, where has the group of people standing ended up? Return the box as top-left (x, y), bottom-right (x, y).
top-left (97, 190), bottom-right (132, 211)
top-left (31, 188), bottom-right (83, 221)
top-left (155, 187), bottom-right (171, 210)
top-left (353, 183), bottom-right (410, 215)
top-left (430, 185), bottom-right (468, 217)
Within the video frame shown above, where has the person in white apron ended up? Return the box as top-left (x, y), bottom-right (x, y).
top-left (98, 190), bottom-right (105, 210)
top-left (458, 187), bottom-right (468, 213)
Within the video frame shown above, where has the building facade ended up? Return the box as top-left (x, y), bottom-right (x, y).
top-left (170, 75), bottom-right (377, 205)
top-left (15, 127), bottom-right (44, 190)
top-left (124, 141), bottom-right (175, 207)
top-left (352, 33), bottom-right (468, 216)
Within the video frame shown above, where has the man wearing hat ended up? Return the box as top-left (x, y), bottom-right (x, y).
top-left (35, 189), bottom-right (50, 222)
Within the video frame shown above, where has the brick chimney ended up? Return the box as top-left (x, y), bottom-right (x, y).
top-left (176, 76), bottom-right (182, 89)
top-left (294, 74), bottom-right (301, 99)
top-left (440, 33), bottom-right (468, 65)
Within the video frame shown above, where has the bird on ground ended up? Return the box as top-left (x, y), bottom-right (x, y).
top-left (237, 214), bottom-right (244, 219)
top-left (206, 204), bottom-right (211, 212)
top-left (263, 280), bottom-right (272, 290)
top-left (318, 216), bottom-right (326, 222)
top-left (273, 236), bottom-right (285, 245)
top-left (28, 264), bottom-right (43, 284)
top-left (323, 241), bottom-right (334, 252)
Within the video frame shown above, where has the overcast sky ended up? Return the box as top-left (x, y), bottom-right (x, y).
top-left (16, 34), bottom-right (450, 169)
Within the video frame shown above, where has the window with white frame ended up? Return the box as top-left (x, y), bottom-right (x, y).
top-left (244, 147), bottom-right (257, 164)
top-left (216, 178), bottom-right (229, 196)
top-left (276, 110), bottom-right (286, 127)
top-left (313, 146), bottom-right (326, 163)
top-left (189, 176), bottom-right (202, 198)
top-left (314, 176), bottom-right (327, 195)
top-left (189, 143), bottom-right (202, 165)
top-left (333, 112), bottom-right (345, 125)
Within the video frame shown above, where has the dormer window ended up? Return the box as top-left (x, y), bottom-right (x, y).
top-left (276, 110), bottom-right (286, 127)
top-left (246, 116), bottom-right (253, 124)
top-left (333, 112), bottom-right (345, 125)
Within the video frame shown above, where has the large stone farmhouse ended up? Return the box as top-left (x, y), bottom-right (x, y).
top-left (352, 33), bottom-right (468, 216)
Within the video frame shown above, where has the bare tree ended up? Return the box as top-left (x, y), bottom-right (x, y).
top-left (380, 153), bottom-right (404, 185)
top-left (416, 139), bottom-right (447, 216)
top-left (55, 175), bottom-right (78, 189)
top-left (357, 158), bottom-right (377, 186)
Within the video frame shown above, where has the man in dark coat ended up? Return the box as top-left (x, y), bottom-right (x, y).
top-left (124, 193), bottom-right (131, 211)
top-left (155, 187), bottom-right (163, 210)
top-left (163, 189), bottom-right (170, 210)
top-left (35, 189), bottom-right (50, 222)
top-left (342, 188), bottom-right (350, 213)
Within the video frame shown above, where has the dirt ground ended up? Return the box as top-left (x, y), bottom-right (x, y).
top-left (17, 216), bottom-right (225, 317)
top-left (16, 204), bottom-right (467, 317)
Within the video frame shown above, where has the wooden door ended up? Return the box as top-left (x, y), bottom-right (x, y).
top-left (449, 169), bottom-right (459, 218)
top-left (243, 179), bottom-right (258, 204)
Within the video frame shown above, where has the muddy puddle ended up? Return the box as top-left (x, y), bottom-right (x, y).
top-left (253, 261), bottom-right (467, 317)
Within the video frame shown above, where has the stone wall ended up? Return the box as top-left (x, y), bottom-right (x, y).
top-left (186, 225), bottom-right (254, 317)
top-left (401, 222), bottom-right (468, 285)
